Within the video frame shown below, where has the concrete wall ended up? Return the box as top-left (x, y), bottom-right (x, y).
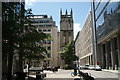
top-left (51, 27), bottom-right (58, 67)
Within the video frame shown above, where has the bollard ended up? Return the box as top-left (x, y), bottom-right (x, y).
top-left (115, 65), bottom-right (117, 70)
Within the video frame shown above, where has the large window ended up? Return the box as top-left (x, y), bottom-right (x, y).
top-left (96, 2), bottom-right (120, 40)
top-left (95, 1), bottom-right (108, 20)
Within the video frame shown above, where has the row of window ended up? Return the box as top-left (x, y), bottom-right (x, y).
top-left (38, 29), bottom-right (51, 32)
top-left (43, 40), bottom-right (51, 44)
top-left (43, 46), bottom-right (51, 50)
top-left (31, 20), bottom-right (51, 23)
top-left (34, 25), bottom-right (52, 27)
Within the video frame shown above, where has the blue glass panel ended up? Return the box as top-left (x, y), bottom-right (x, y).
top-left (95, 2), bottom-right (107, 19)
top-left (96, 2), bottom-right (120, 40)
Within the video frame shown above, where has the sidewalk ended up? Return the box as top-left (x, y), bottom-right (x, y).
top-left (102, 69), bottom-right (118, 74)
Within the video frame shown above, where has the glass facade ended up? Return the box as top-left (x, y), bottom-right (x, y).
top-left (95, 1), bottom-right (120, 40)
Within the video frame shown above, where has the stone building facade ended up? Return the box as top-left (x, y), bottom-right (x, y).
top-left (60, 9), bottom-right (74, 51)
top-left (75, 12), bottom-right (93, 66)
top-left (59, 9), bottom-right (74, 67)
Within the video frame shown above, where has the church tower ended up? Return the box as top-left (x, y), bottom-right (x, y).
top-left (60, 9), bottom-right (74, 51)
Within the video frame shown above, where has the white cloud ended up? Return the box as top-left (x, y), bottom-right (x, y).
top-left (25, 0), bottom-right (37, 6)
top-left (74, 23), bottom-right (81, 40)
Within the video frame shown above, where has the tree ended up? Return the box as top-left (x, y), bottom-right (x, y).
top-left (16, 8), bottom-right (50, 72)
top-left (2, 2), bottom-right (50, 79)
top-left (2, 2), bottom-right (24, 80)
top-left (60, 41), bottom-right (78, 68)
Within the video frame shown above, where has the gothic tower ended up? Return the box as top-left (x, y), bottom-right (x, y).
top-left (60, 9), bottom-right (74, 51)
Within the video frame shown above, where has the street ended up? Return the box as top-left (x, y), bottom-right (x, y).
top-left (81, 70), bottom-right (118, 80)
top-left (29, 69), bottom-right (119, 80)
top-left (43, 69), bottom-right (79, 80)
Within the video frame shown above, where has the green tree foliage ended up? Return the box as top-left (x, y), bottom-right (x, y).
top-left (60, 41), bottom-right (78, 68)
top-left (16, 8), bottom-right (50, 71)
top-left (2, 2), bottom-right (49, 79)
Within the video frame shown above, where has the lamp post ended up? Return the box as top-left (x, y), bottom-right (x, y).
top-left (91, 0), bottom-right (97, 67)
top-left (73, 61), bottom-right (77, 75)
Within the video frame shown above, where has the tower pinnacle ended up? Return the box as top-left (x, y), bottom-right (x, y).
top-left (66, 9), bottom-right (67, 15)
top-left (60, 8), bottom-right (62, 16)
top-left (70, 8), bottom-right (73, 17)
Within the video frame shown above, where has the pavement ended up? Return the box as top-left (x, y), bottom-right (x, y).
top-left (102, 69), bottom-right (118, 74)
top-left (80, 69), bottom-right (119, 80)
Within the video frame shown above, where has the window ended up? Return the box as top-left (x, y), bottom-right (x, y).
top-left (47, 54), bottom-right (51, 58)
top-left (43, 29), bottom-right (46, 31)
top-left (48, 29), bottom-right (51, 32)
top-left (39, 30), bottom-right (42, 32)
top-left (46, 40), bottom-right (51, 44)
top-left (63, 32), bottom-right (66, 36)
top-left (47, 46), bottom-right (51, 50)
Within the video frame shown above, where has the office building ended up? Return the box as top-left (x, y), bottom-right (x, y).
top-left (75, 12), bottom-right (93, 66)
top-left (28, 15), bottom-right (58, 68)
top-left (91, 1), bottom-right (120, 70)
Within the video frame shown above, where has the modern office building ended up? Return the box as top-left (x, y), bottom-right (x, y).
top-left (28, 15), bottom-right (58, 68)
top-left (91, 1), bottom-right (120, 70)
top-left (60, 9), bottom-right (74, 67)
top-left (75, 31), bottom-right (80, 58)
top-left (75, 12), bottom-right (93, 66)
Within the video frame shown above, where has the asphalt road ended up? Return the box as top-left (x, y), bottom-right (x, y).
top-left (29, 69), bottom-right (119, 80)
top-left (81, 70), bottom-right (119, 80)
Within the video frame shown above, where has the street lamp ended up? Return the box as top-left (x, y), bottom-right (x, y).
top-left (91, 0), bottom-right (97, 67)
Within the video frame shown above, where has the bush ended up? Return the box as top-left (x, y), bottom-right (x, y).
top-left (64, 65), bottom-right (73, 70)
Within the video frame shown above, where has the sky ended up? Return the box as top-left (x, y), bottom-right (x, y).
top-left (25, 2), bottom-right (91, 39)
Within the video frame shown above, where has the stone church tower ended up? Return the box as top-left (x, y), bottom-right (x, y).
top-left (60, 9), bottom-right (74, 51)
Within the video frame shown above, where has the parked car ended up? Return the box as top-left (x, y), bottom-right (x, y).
top-left (88, 65), bottom-right (95, 70)
top-left (79, 64), bottom-right (89, 69)
top-left (94, 65), bottom-right (102, 71)
top-left (84, 64), bottom-right (89, 69)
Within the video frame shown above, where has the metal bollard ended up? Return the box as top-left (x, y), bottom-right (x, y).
top-left (115, 65), bottom-right (117, 70)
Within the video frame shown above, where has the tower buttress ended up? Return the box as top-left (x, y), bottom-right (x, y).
top-left (60, 8), bottom-right (62, 16)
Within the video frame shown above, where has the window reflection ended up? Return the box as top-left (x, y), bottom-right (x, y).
top-left (95, 2), bottom-right (107, 19)
top-left (96, 2), bottom-right (120, 40)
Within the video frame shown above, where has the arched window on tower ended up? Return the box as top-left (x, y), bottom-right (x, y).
top-left (69, 32), bottom-right (71, 37)
top-left (63, 31), bottom-right (66, 36)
